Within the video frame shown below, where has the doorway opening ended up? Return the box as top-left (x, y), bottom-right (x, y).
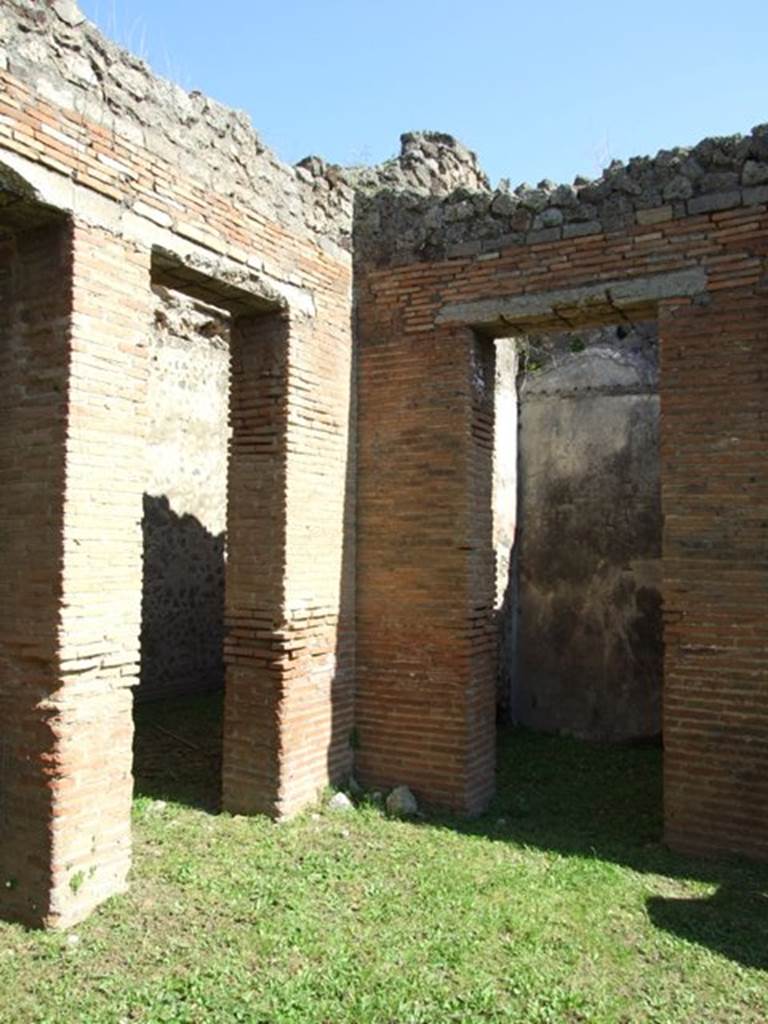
top-left (494, 321), bottom-right (663, 745)
top-left (133, 284), bottom-right (232, 810)
top-left (132, 253), bottom-right (287, 814)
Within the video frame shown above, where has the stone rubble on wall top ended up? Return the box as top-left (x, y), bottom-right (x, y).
top-left (2, 0), bottom-right (355, 249)
top-left (3, 0), bottom-right (767, 268)
top-left (342, 130), bottom-right (491, 197)
top-left (351, 123), bottom-right (768, 264)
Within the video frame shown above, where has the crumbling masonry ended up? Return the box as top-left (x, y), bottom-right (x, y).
top-left (0, 0), bottom-right (766, 928)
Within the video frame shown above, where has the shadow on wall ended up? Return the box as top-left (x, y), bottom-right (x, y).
top-left (139, 494), bottom-right (225, 703)
top-left (135, 492), bottom-right (225, 811)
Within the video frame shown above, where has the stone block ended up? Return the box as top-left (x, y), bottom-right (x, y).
top-left (687, 190), bottom-right (741, 214)
top-left (563, 220), bottom-right (602, 238)
top-left (636, 205), bottom-right (673, 225)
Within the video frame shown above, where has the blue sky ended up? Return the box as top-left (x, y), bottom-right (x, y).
top-left (79, 0), bottom-right (768, 189)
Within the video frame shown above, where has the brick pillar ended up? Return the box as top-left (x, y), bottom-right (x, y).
top-left (0, 222), bottom-right (71, 927)
top-left (356, 324), bottom-right (497, 814)
top-left (660, 285), bottom-right (768, 859)
top-left (0, 220), bottom-right (150, 928)
top-left (222, 304), bottom-right (354, 818)
top-left (53, 223), bottom-right (151, 925)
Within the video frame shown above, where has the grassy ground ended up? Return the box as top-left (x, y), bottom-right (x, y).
top-left (1, 694), bottom-right (766, 1024)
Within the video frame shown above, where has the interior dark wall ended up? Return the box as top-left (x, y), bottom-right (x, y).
top-left (503, 324), bottom-right (663, 742)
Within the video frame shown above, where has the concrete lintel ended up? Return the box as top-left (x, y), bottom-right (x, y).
top-left (0, 147), bottom-right (316, 319)
top-left (437, 268), bottom-right (708, 333)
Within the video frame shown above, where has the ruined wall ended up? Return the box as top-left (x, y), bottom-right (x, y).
top-left (139, 287), bottom-right (230, 702)
top-left (0, 0), bottom-right (356, 926)
top-left (355, 131), bottom-right (768, 858)
top-left (0, 1), bottom-right (354, 249)
top-left (0, 0), bottom-right (767, 937)
top-left (353, 125), bottom-right (768, 266)
top-left (508, 324), bottom-right (662, 741)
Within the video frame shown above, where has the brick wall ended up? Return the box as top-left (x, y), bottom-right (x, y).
top-left (355, 202), bottom-right (767, 850)
top-left (222, 296), bottom-right (355, 818)
top-left (660, 285), bottom-right (768, 859)
top-left (51, 222), bottom-right (151, 928)
top-left (0, 5), bottom-right (354, 925)
top-left (0, 218), bottom-right (151, 929)
top-left (0, 0), bottom-right (766, 933)
top-left (280, 299), bottom-right (356, 815)
top-left (222, 311), bottom-right (292, 816)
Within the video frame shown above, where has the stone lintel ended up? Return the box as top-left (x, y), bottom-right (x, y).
top-left (436, 268), bottom-right (708, 333)
top-left (151, 246), bottom-right (288, 316)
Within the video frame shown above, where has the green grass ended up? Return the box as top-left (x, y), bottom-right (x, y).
top-left (1, 694), bottom-right (766, 1024)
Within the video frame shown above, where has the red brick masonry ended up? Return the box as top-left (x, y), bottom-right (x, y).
top-left (356, 207), bottom-right (768, 859)
top-left (0, 4), bottom-right (765, 929)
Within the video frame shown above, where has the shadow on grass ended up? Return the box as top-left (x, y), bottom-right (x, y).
top-left (132, 691), bottom-right (223, 813)
top-left (646, 885), bottom-right (768, 970)
top-left (130, 697), bottom-right (768, 969)
top-left (426, 727), bottom-right (768, 971)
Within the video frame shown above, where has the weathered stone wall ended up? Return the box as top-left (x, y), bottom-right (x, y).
top-left (345, 131), bottom-right (489, 197)
top-left (139, 287), bottom-right (230, 702)
top-left (353, 124), bottom-right (768, 266)
top-left (507, 324), bottom-right (662, 741)
top-left (0, 0), bottom-right (354, 250)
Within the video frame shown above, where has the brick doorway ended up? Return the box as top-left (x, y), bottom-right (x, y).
top-left (495, 322), bottom-right (663, 745)
top-left (142, 252), bottom-right (292, 818)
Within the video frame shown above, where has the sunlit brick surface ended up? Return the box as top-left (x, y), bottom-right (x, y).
top-left (0, 0), bottom-right (766, 931)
